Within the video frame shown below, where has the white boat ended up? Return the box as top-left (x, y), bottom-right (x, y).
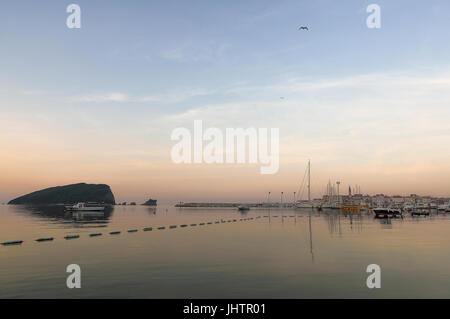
top-left (65, 202), bottom-right (105, 211)
top-left (296, 200), bottom-right (315, 209)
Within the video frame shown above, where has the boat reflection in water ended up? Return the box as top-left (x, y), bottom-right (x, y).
top-left (16, 204), bottom-right (114, 228)
top-left (72, 210), bottom-right (106, 221)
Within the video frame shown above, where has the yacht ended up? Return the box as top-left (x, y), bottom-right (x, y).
top-left (65, 202), bottom-right (105, 211)
top-left (295, 160), bottom-right (319, 209)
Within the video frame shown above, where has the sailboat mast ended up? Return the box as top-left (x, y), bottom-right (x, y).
top-left (308, 160), bottom-right (311, 202)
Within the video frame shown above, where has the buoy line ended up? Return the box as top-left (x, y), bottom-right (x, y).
top-left (1, 214), bottom-right (270, 247)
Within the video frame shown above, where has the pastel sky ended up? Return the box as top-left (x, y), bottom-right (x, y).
top-left (1, 0), bottom-right (450, 203)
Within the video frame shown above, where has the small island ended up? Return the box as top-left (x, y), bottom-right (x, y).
top-left (8, 183), bottom-right (116, 205)
top-left (142, 198), bottom-right (157, 206)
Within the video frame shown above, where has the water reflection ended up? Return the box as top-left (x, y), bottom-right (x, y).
top-left (308, 212), bottom-right (314, 263)
top-left (14, 205), bottom-right (113, 228)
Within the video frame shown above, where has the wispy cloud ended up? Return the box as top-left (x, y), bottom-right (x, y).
top-left (77, 92), bottom-right (129, 103)
top-left (74, 88), bottom-right (214, 104)
top-left (154, 69), bottom-right (450, 169)
top-left (160, 41), bottom-right (231, 63)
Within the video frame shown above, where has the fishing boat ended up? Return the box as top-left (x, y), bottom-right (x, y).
top-left (65, 202), bottom-right (105, 211)
top-left (238, 205), bottom-right (250, 211)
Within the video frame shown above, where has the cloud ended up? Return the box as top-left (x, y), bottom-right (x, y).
top-left (77, 92), bottom-right (129, 103)
top-left (74, 88), bottom-right (213, 104)
top-left (160, 42), bottom-right (231, 63)
top-left (154, 69), bottom-right (450, 169)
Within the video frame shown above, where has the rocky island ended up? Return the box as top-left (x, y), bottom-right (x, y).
top-left (142, 198), bottom-right (157, 206)
top-left (8, 183), bottom-right (116, 205)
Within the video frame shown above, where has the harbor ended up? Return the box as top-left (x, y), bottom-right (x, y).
top-left (174, 160), bottom-right (450, 216)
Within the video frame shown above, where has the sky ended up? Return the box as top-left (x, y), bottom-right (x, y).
top-left (1, 0), bottom-right (450, 203)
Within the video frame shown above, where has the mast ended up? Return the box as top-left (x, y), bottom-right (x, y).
top-left (307, 159), bottom-right (311, 202)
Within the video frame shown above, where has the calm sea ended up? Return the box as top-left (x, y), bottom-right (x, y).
top-left (1, 204), bottom-right (449, 298)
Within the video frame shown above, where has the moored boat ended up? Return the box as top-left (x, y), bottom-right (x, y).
top-left (411, 209), bottom-right (430, 216)
top-left (65, 202), bottom-right (105, 211)
top-left (373, 207), bottom-right (402, 218)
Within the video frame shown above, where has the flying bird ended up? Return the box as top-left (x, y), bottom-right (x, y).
top-left (298, 26), bottom-right (309, 30)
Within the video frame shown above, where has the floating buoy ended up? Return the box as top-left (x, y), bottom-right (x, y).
top-left (36, 237), bottom-right (54, 242)
top-left (2, 240), bottom-right (23, 246)
top-left (143, 227), bottom-right (153, 231)
top-left (90, 233), bottom-right (102, 237)
top-left (128, 229), bottom-right (138, 233)
top-left (169, 225), bottom-right (177, 229)
top-left (64, 234), bottom-right (80, 240)
top-left (157, 226), bottom-right (165, 230)
top-left (110, 231), bottom-right (121, 235)
top-left (180, 224), bottom-right (188, 228)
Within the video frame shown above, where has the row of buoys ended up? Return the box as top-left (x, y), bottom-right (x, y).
top-left (1, 240), bottom-right (23, 246)
top-left (64, 234), bottom-right (80, 240)
top-left (89, 233), bottom-right (102, 237)
top-left (36, 237), bottom-right (54, 242)
top-left (1, 215), bottom-right (265, 246)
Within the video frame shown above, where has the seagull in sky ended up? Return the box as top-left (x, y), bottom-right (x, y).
top-left (298, 26), bottom-right (309, 30)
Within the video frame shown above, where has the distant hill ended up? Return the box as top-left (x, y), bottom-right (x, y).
top-left (8, 183), bottom-right (116, 205)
